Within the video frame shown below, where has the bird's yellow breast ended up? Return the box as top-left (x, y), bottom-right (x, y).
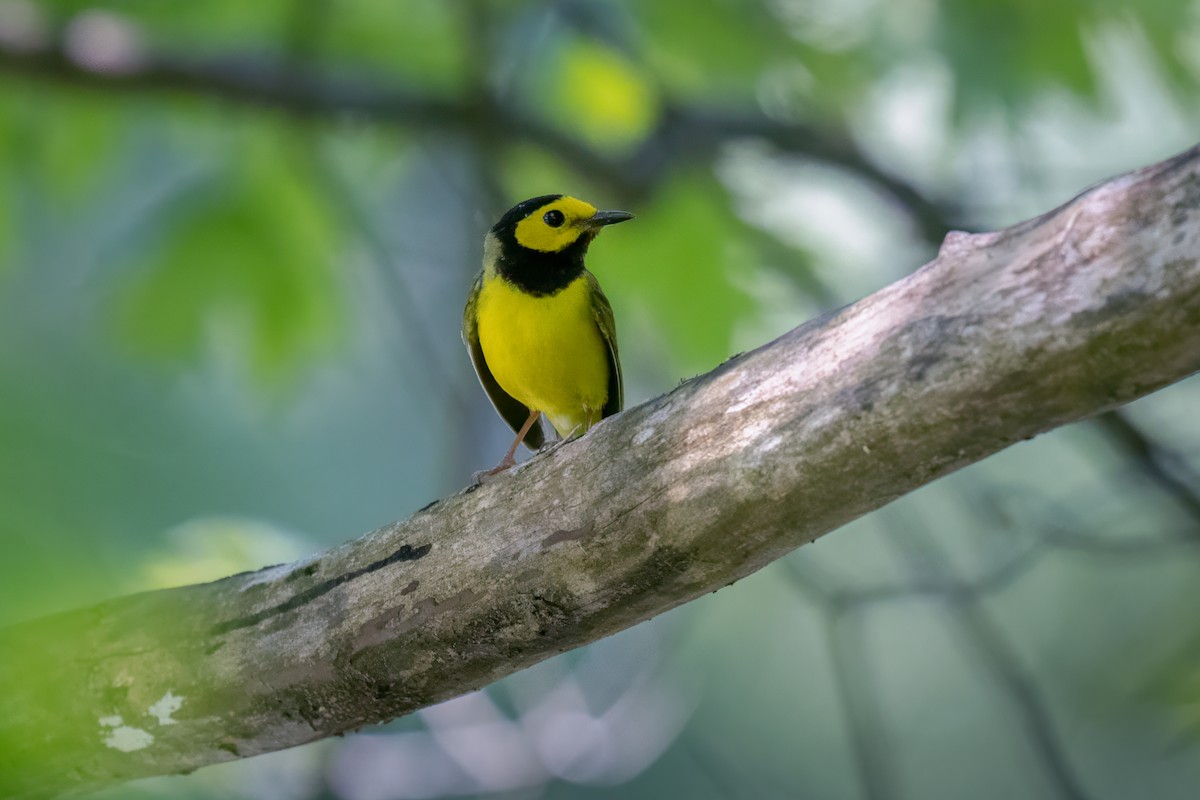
top-left (476, 273), bottom-right (609, 436)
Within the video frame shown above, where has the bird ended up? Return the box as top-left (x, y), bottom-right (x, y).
top-left (462, 194), bottom-right (633, 477)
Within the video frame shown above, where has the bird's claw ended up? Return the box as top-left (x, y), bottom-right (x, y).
top-left (472, 456), bottom-right (516, 485)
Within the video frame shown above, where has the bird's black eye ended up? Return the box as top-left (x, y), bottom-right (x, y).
top-left (543, 210), bottom-right (565, 228)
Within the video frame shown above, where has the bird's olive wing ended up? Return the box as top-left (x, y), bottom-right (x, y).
top-left (587, 270), bottom-right (623, 418)
top-left (462, 273), bottom-right (545, 450)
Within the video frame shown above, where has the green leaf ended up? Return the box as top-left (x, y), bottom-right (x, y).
top-left (937, 0), bottom-right (1096, 115)
top-left (934, 0), bottom-right (1200, 116)
top-left (1099, 0), bottom-right (1200, 91)
top-left (593, 175), bottom-right (755, 373)
top-left (632, 0), bottom-right (798, 94)
top-left (114, 127), bottom-right (342, 383)
top-left (325, 0), bottom-right (464, 87)
top-left (0, 88), bottom-right (122, 208)
top-left (549, 39), bottom-right (660, 149)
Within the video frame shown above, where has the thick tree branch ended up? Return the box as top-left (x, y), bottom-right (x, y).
top-left (2, 146), bottom-right (1200, 798)
top-left (0, 35), bottom-right (957, 238)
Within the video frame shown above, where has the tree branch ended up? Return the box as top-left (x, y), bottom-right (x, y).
top-left (1094, 410), bottom-right (1200, 526)
top-left (2, 145), bottom-right (1199, 798)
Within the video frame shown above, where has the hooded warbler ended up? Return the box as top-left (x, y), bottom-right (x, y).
top-left (463, 194), bottom-right (633, 476)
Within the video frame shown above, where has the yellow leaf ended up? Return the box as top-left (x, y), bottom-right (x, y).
top-left (556, 43), bottom-right (658, 147)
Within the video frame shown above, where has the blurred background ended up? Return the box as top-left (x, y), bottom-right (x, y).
top-left (2, 0), bottom-right (1200, 798)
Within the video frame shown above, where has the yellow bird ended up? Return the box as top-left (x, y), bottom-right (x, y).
top-left (463, 194), bottom-right (633, 475)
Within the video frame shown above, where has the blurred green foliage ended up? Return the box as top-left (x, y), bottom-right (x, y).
top-left (114, 123), bottom-right (342, 381)
top-left (635, 0), bottom-right (799, 91)
top-left (549, 39), bottom-right (659, 147)
top-left (599, 176), bottom-right (755, 370)
top-left (3, 0), bottom-right (1200, 798)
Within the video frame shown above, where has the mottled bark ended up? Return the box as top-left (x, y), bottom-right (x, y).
top-left (2, 145), bottom-right (1200, 799)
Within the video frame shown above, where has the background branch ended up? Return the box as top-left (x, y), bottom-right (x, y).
top-left (1094, 411), bottom-right (1200, 526)
top-left (0, 35), bottom-right (958, 238)
top-left (1, 144), bottom-right (1198, 798)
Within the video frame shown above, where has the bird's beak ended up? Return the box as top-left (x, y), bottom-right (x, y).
top-left (585, 210), bottom-right (635, 228)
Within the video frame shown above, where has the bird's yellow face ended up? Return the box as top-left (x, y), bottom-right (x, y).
top-left (486, 194), bottom-right (633, 296)
top-left (513, 196), bottom-right (601, 253)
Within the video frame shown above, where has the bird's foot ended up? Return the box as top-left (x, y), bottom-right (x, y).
top-left (472, 455), bottom-right (516, 485)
